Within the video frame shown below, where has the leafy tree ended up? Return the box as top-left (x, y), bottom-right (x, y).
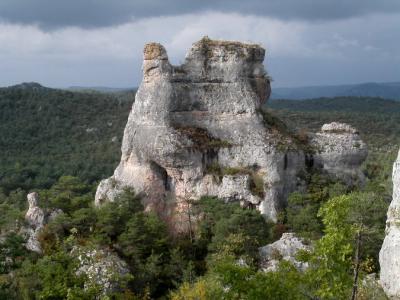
top-left (301, 191), bottom-right (388, 299)
top-left (15, 249), bottom-right (98, 299)
top-left (302, 194), bottom-right (354, 299)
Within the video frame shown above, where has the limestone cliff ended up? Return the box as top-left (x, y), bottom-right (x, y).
top-left (379, 149), bottom-right (400, 299)
top-left (95, 37), bottom-right (367, 221)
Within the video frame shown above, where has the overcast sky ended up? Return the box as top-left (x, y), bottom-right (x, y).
top-left (1, 0), bottom-right (399, 88)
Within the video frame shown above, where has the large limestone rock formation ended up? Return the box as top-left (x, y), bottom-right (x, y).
top-left (95, 37), bottom-right (304, 221)
top-left (95, 38), bottom-right (367, 221)
top-left (379, 149), bottom-right (400, 299)
top-left (310, 122), bottom-right (368, 186)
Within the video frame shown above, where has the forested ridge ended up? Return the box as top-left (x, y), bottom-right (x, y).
top-left (0, 84), bottom-right (397, 299)
top-left (0, 83), bottom-right (134, 193)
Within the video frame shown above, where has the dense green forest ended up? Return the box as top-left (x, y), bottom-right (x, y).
top-left (0, 83), bottom-right (134, 194)
top-left (0, 86), bottom-right (398, 299)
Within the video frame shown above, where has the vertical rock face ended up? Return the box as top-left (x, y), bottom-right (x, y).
top-left (310, 122), bottom-right (368, 186)
top-left (380, 149), bottom-right (400, 299)
top-left (95, 37), bottom-right (304, 221)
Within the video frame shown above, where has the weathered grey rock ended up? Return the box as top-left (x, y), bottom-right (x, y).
top-left (95, 37), bottom-right (305, 221)
top-left (25, 192), bottom-right (45, 229)
top-left (72, 247), bottom-right (130, 294)
top-left (24, 192), bottom-right (46, 253)
top-left (310, 122), bottom-right (368, 186)
top-left (23, 192), bottom-right (62, 253)
top-left (259, 232), bottom-right (311, 272)
top-left (379, 149), bottom-right (400, 299)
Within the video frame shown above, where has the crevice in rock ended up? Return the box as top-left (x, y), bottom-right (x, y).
top-left (150, 161), bottom-right (172, 191)
top-left (305, 154), bottom-right (314, 170)
top-left (284, 154), bottom-right (288, 170)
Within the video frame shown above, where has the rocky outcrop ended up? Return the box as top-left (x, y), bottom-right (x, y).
top-left (259, 232), bottom-right (311, 272)
top-left (310, 122), bottom-right (367, 186)
top-left (23, 192), bottom-right (62, 253)
top-left (95, 38), bottom-right (367, 222)
top-left (95, 37), bottom-right (305, 221)
top-left (72, 247), bottom-right (130, 294)
top-left (24, 192), bottom-right (45, 253)
top-left (379, 149), bottom-right (400, 299)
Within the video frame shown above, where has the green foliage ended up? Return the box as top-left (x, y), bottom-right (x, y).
top-left (15, 249), bottom-right (98, 299)
top-left (286, 172), bottom-right (348, 239)
top-left (0, 90), bottom-right (396, 299)
top-left (286, 192), bottom-right (322, 239)
top-left (193, 197), bottom-right (271, 262)
top-left (39, 175), bottom-right (93, 212)
top-left (301, 191), bottom-right (388, 299)
top-left (303, 195), bottom-right (354, 299)
top-left (0, 233), bottom-right (31, 274)
top-left (0, 85), bottom-right (133, 193)
top-left (173, 251), bottom-right (306, 300)
top-left (93, 188), bottom-right (143, 245)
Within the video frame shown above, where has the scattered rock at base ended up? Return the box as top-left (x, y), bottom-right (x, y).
top-left (72, 247), bottom-right (131, 294)
top-left (259, 232), bottom-right (311, 272)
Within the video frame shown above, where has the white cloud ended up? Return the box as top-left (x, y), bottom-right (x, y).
top-left (0, 12), bottom-right (399, 87)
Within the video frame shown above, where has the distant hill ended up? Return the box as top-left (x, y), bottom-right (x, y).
top-left (67, 86), bottom-right (135, 93)
top-left (271, 82), bottom-right (400, 100)
top-left (0, 82), bottom-right (133, 193)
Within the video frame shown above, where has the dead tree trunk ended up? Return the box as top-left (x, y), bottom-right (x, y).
top-left (351, 229), bottom-right (362, 300)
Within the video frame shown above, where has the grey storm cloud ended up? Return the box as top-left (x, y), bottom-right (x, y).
top-left (1, 0), bottom-right (400, 29)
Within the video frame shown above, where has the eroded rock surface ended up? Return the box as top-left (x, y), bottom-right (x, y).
top-left (95, 37), bottom-right (305, 221)
top-left (23, 192), bottom-right (62, 253)
top-left (72, 247), bottom-right (130, 294)
top-left (95, 38), bottom-right (367, 222)
top-left (379, 149), bottom-right (400, 299)
top-left (259, 232), bottom-right (311, 272)
top-left (311, 122), bottom-right (368, 186)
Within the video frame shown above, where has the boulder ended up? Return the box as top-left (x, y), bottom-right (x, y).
top-left (72, 247), bottom-right (130, 294)
top-left (379, 149), bottom-right (400, 299)
top-left (259, 232), bottom-right (311, 272)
